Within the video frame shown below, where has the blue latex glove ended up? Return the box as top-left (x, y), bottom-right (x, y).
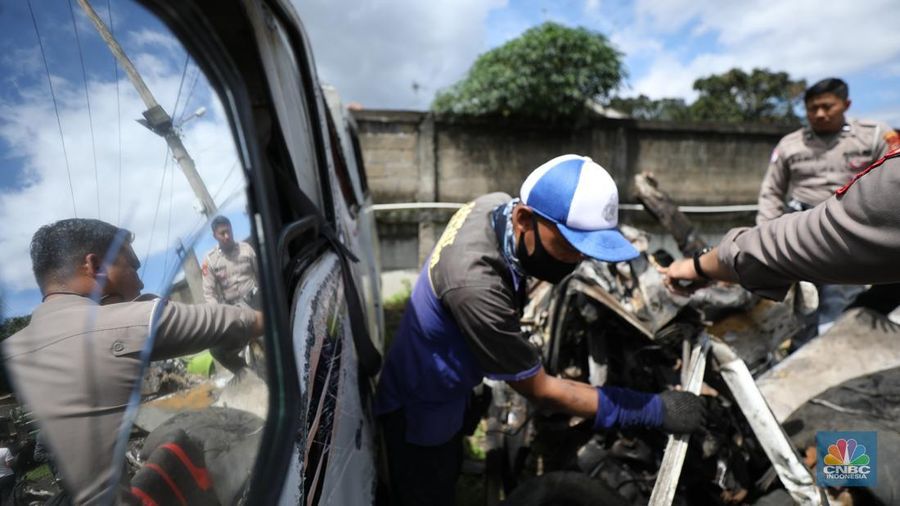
top-left (593, 386), bottom-right (706, 434)
top-left (593, 386), bottom-right (664, 430)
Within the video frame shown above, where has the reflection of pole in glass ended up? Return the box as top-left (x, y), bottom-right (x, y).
top-left (175, 107), bottom-right (207, 129)
top-left (75, 0), bottom-right (218, 219)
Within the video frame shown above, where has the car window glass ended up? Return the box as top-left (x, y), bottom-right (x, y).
top-left (323, 86), bottom-right (365, 208)
top-left (244, 3), bottom-right (323, 209)
top-left (327, 109), bottom-right (360, 213)
top-left (0, 2), bottom-right (266, 504)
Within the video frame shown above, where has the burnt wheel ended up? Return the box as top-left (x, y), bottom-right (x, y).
top-left (502, 471), bottom-right (626, 506)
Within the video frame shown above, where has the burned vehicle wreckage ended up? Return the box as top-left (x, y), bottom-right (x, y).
top-left (484, 175), bottom-right (900, 506)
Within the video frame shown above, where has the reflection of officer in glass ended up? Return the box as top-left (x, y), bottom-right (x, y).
top-left (202, 216), bottom-right (259, 309)
top-left (2, 219), bottom-right (262, 504)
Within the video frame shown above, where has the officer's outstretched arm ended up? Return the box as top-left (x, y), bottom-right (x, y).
top-left (508, 367), bottom-right (705, 434)
top-left (151, 301), bottom-right (262, 360)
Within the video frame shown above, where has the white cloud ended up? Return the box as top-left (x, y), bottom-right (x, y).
top-left (128, 28), bottom-right (183, 57)
top-left (0, 32), bottom-right (243, 296)
top-left (625, 0), bottom-right (900, 100)
top-left (291, 0), bottom-right (507, 109)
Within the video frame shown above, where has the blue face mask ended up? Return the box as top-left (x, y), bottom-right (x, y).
top-left (516, 213), bottom-right (578, 284)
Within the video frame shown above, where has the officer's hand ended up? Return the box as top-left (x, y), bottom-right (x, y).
top-left (210, 345), bottom-right (247, 377)
top-left (658, 258), bottom-right (708, 295)
top-left (251, 310), bottom-right (264, 337)
top-left (659, 390), bottom-right (706, 434)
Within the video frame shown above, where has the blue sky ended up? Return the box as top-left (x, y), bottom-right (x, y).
top-left (297, 0), bottom-right (900, 125)
top-left (0, 0), bottom-right (245, 317)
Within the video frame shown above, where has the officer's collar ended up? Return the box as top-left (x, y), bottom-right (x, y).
top-left (805, 121), bottom-right (850, 139)
top-left (217, 242), bottom-right (239, 255)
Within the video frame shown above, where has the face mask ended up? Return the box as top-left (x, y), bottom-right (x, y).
top-left (516, 213), bottom-right (578, 283)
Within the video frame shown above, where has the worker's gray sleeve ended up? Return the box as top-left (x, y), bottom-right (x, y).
top-left (719, 155), bottom-right (900, 300)
top-left (150, 301), bottom-right (256, 360)
top-left (755, 147), bottom-right (790, 225)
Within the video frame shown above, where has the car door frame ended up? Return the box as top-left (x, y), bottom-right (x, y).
top-left (136, 0), bottom-right (355, 503)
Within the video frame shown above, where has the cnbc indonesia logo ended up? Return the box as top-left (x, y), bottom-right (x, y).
top-left (822, 438), bottom-right (871, 481)
top-left (817, 431), bottom-right (876, 487)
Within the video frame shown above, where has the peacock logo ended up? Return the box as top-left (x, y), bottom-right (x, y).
top-left (819, 433), bottom-right (875, 486)
top-left (824, 438), bottom-right (869, 466)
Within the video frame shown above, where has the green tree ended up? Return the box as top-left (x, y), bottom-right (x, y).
top-left (688, 68), bottom-right (806, 124)
top-left (432, 22), bottom-right (625, 120)
top-left (1, 315), bottom-right (30, 342)
top-left (608, 95), bottom-right (691, 121)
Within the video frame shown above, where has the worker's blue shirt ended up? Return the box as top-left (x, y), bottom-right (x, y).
top-left (374, 193), bottom-right (542, 446)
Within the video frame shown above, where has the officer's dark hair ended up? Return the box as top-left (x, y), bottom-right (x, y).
top-left (30, 219), bottom-right (134, 291)
top-left (211, 215), bottom-right (231, 232)
top-left (804, 78), bottom-right (849, 103)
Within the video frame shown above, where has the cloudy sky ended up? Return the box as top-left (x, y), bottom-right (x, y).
top-left (0, 1), bottom-right (247, 317)
top-left (295, 0), bottom-right (900, 124)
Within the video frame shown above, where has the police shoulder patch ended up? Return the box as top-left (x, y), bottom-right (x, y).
top-left (883, 130), bottom-right (900, 154)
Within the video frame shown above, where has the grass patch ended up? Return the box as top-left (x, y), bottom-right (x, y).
top-left (383, 279), bottom-right (412, 350)
top-left (24, 464), bottom-right (52, 481)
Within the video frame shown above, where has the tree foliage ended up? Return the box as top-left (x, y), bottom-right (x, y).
top-left (611, 68), bottom-right (806, 125)
top-left (432, 22), bottom-right (625, 120)
top-left (689, 68), bottom-right (806, 124)
top-left (608, 95), bottom-right (691, 122)
top-left (1, 315), bottom-right (30, 342)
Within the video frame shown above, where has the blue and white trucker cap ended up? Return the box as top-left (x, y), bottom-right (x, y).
top-left (520, 154), bottom-right (639, 262)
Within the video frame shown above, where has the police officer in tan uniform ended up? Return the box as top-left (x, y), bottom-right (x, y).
top-left (2, 219), bottom-right (263, 505)
top-left (662, 151), bottom-right (900, 300)
top-left (202, 216), bottom-right (259, 309)
top-left (756, 78), bottom-right (900, 336)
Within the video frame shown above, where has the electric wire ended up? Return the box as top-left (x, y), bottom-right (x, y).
top-left (162, 153), bottom-right (176, 279)
top-left (211, 160), bottom-right (240, 202)
top-left (171, 54), bottom-right (190, 123)
top-left (107, 0), bottom-right (123, 225)
top-left (178, 66), bottom-right (201, 124)
top-left (141, 148), bottom-right (171, 278)
top-left (68, 0), bottom-right (102, 219)
top-left (27, 0), bottom-right (77, 217)
top-left (160, 55), bottom-right (190, 278)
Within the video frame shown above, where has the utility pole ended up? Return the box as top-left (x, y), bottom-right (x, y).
top-left (77, 0), bottom-right (213, 298)
top-left (76, 0), bottom-right (218, 219)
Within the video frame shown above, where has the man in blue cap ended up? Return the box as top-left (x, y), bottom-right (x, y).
top-left (375, 154), bottom-right (706, 505)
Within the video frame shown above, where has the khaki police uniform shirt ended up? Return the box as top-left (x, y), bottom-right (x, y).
top-left (1, 295), bottom-right (256, 505)
top-left (720, 152), bottom-right (900, 301)
top-left (756, 119), bottom-right (899, 224)
top-left (202, 242), bottom-right (258, 306)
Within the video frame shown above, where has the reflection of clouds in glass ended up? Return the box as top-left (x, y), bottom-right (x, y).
top-left (128, 28), bottom-right (183, 56)
top-left (0, 29), bottom-right (244, 305)
top-left (0, 47), bottom-right (43, 90)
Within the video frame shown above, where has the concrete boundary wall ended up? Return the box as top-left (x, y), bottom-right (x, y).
top-left (354, 110), bottom-right (792, 269)
top-left (354, 110), bottom-right (794, 205)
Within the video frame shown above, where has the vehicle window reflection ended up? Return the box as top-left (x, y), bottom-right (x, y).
top-left (0, 1), bottom-right (267, 504)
